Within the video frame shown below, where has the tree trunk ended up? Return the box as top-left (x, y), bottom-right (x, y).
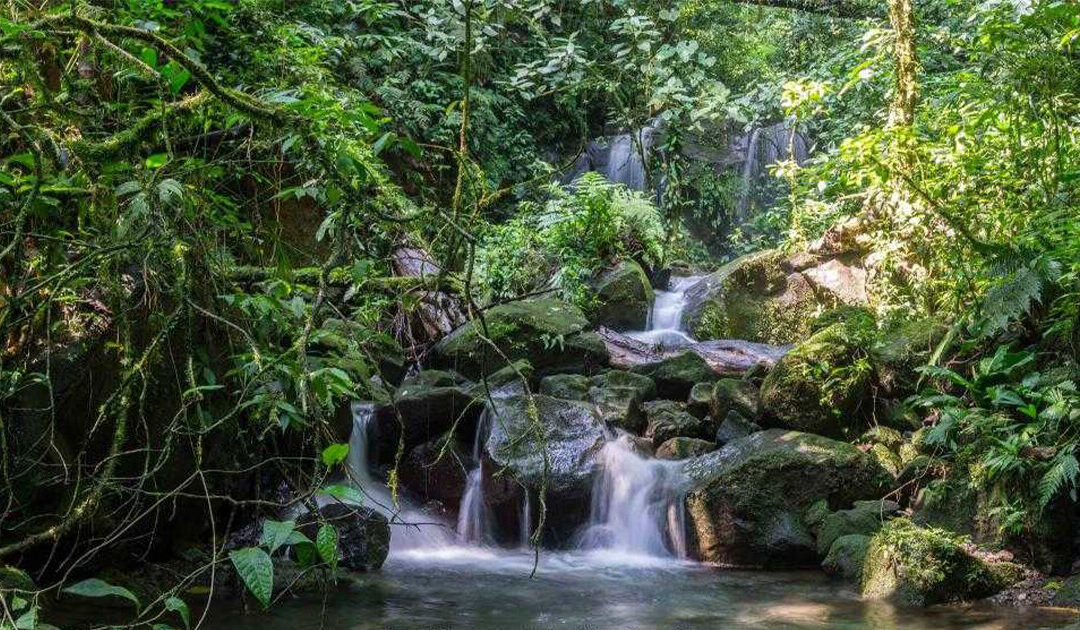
top-left (888, 0), bottom-right (918, 128)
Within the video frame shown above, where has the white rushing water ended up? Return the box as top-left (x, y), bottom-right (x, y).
top-left (627, 275), bottom-right (703, 348)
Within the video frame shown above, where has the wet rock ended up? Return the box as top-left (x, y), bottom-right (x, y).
top-left (398, 369), bottom-right (470, 393)
top-left (540, 374), bottom-right (590, 400)
top-left (710, 378), bottom-right (760, 421)
top-left (433, 298), bottom-right (609, 379)
top-left (1052, 575), bottom-right (1080, 608)
top-left (591, 369), bottom-right (657, 401)
top-left (687, 382), bottom-right (713, 418)
top-left (861, 518), bottom-right (1013, 606)
top-left (591, 260), bottom-right (654, 331)
top-left (655, 437), bottom-right (714, 460)
top-left (398, 439), bottom-right (470, 508)
top-left (714, 411), bottom-right (761, 445)
top-left (684, 429), bottom-right (892, 568)
top-left (297, 503), bottom-right (390, 572)
top-left (631, 351), bottom-right (718, 400)
top-left (643, 400), bottom-right (712, 446)
top-left (588, 385), bottom-right (645, 434)
top-left (369, 386), bottom-right (482, 468)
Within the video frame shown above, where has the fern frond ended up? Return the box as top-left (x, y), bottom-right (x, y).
top-left (1037, 449), bottom-right (1079, 508)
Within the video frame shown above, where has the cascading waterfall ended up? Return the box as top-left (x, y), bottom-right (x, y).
top-left (577, 435), bottom-right (689, 558)
top-left (627, 275), bottom-right (703, 349)
top-left (456, 409), bottom-right (493, 544)
top-left (346, 403), bottom-right (454, 551)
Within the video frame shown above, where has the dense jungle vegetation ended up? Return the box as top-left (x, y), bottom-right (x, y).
top-left (2, 0), bottom-right (1080, 628)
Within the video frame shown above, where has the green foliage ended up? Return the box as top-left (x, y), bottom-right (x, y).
top-left (62, 578), bottom-right (140, 609)
top-left (476, 174), bottom-right (664, 308)
top-left (229, 548), bottom-right (274, 609)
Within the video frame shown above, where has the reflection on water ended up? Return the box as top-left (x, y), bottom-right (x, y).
top-left (199, 549), bottom-right (1077, 630)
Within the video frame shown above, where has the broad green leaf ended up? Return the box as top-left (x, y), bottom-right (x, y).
top-left (316, 524), bottom-right (338, 567)
top-left (145, 153), bottom-right (168, 169)
top-left (260, 519), bottom-right (296, 554)
top-left (228, 547), bottom-right (273, 608)
top-left (318, 483), bottom-right (365, 504)
top-left (165, 596), bottom-right (191, 629)
top-left (321, 443), bottom-right (349, 467)
top-left (63, 578), bottom-right (141, 609)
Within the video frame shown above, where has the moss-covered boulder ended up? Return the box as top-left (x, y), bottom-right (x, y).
top-left (370, 385), bottom-right (482, 468)
top-left (467, 359), bottom-right (536, 398)
top-left (398, 369), bottom-right (469, 393)
top-left (861, 518), bottom-right (1013, 607)
top-left (655, 437), bottom-right (714, 460)
top-left (590, 369), bottom-right (657, 401)
top-left (759, 310), bottom-right (877, 439)
top-left (870, 318), bottom-right (949, 398)
top-left (687, 382), bottom-right (713, 418)
top-left (588, 385), bottom-right (645, 433)
top-left (710, 378), bottom-right (760, 421)
top-left (398, 438), bottom-right (469, 508)
top-left (643, 400), bottom-right (712, 446)
top-left (540, 373), bottom-right (590, 400)
top-left (683, 429), bottom-right (892, 567)
top-left (630, 351), bottom-right (718, 400)
top-left (591, 260), bottom-right (654, 331)
top-left (714, 411), bottom-right (761, 445)
top-left (682, 250), bottom-right (827, 344)
top-left (433, 298), bottom-right (609, 378)
top-left (817, 499), bottom-right (900, 556)
top-left (822, 534), bottom-right (870, 581)
top-left (1052, 575), bottom-right (1080, 608)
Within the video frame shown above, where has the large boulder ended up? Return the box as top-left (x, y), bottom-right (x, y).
top-left (758, 310), bottom-right (877, 439)
top-left (714, 411), bottom-right (761, 445)
top-left (369, 385), bottom-right (481, 468)
top-left (630, 351), bottom-right (718, 400)
top-left (643, 400), bottom-right (712, 446)
top-left (297, 503), bottom-right (390, 572)
top-left (591, 369), bottom-right (657, 400)
top-left (861, 518), bottom-right (1014, 607)
top-left (822, 534), bottom-right (871, 581)
top-left (590, 260), bottom-right (654, 331)
top-left (483, 394), bottom-right (607, 543)
top-left (433, 298), bottom-right (609, 379)
top-left (682, 250), bottom-right (825, 344)
top-left (683, 429), bottom-right (892, 567)
top-left (398, 439), bottom-right (470, 508)
top-left (817, 499), bottom-right (900, 556)
top-left (539, 374), bottom-right (590, 400)
top-left (655, 437), bottom-right (714, 460)
top-left (588, 385), bottom-right (645, 434)
top-left (710, 378), bottom-right (760, 421)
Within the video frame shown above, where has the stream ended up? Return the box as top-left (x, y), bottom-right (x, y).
top-left (211, 278), bottom-right (1075, 629)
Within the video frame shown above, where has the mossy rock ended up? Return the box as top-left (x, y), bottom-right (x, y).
top-left (861, 518), bottom-right (1010, 607)
top-left (804, 499), bottom-right (831, 534)
top-left (590, 369), bottom-right (657, 401)
top-left (631, 351), bottom-right (718, 400)
top-left (871, 317), bottom-right (950, 398)
top-left (433, 298), bottom-right (609, 378)
top-left (817, 499), bottom-right (900, 557)
top-left (540, 374), bottom-right (590, 400)
top-left (655, 437), bottom-right (714, 460)
top-left (644, 400), bottom-right (712, 446)
top-left (682, 249), bottom-right (827, 344)
top-left (588, 385), bottom-right (645, 433)
top-left (687, 382), bottom-right (713, 418)
top-left (590, 260), bottom-right (654, 331)
top-left (869, 443), bottom-right (902, 478)
top-left (1052, 575), bottom-right (1080, 608)
top-left (398, 369), bottom-right (469, 394)
top-left (759, 311), bottom-right (877, 439)
top-left (710, 378), bottom-right (760, 421)
top-left (683, 429), bottom-right (893, 567)
top-left (861, 425), bottom-right (904, 450)
top-left (823, 534), bottom-right (871, 582)
top-left (468, 359), bottom-right (535, 398)
top-left (714, 411), bottom-right (761, 445)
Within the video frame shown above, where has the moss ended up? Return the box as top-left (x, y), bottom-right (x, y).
top-left (817, 500), bottom-right (898, 556)
top-left (869, 443), bottom-right (902, 477)
top-left (861, 425), bottom-right (904, 450)
top-left (655, 437), bottom-right (714, 460)
top-left (590, 369), bottom-right (657, 400)
top-left (861, 518), bottom-right (1008, 607)
top-left (759, 315), bottom-right (878, 438)
top-left (710, 378), bottom-right (760, 421)
top-left (0, 565), bottom-right (35, 593)
top-left (822, 534), bottom-right (870, 581)
top-left (631, 351), bottom-right (717, 399)
top-left (590, 260), bottom-right (653, 331)
top-left (1052, 575), bottom-right (1080, 608)
top-left (539, 373), bottom-right (590, 400)
top-left (804, 499), bottom-right (831, 533)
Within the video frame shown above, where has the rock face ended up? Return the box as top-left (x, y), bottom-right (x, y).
top-left (631, 351), bottom-right (718, 399)
top-left (591, 260), bottom-right (654, 331)
top-left (539, 374), bottom-right (590, 400)
top-left (861, 518), bottom-right (1012, 607)
top-left (597, 327), bottom-right (789, 374)
top-left (710, 378), bottom-right (760, 421)
top-left (370, 385), bottom-right (481, 467)
top-left (822, 534), bottom-right (870, 581)
top-left (758, 311), bottom-right (877, 439)
top-left (714, 412), bottom-right (761, 445)
top-left (434, 298), bottom-right (609, 379)
top-left (655, 437), bottom-right (714, 460)
top-left (683, 429), bottom-right (892, 567)
top-left (484, 394), bottom-right (607, 542)
top-left (391, 246), bottom-right (467, 341)
top-left (297, 503), bottom-right (390, 572)
top-left (817, 500), bottom-right (900, 556)
top-left (398, 439), bottom-right (470, 508)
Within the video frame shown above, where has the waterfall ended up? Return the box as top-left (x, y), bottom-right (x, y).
top-left (627, 275), bottom-right (703, 348)
top-left (346, 403), bottom-right (454, 551)
top-left (519, 492), bottom-right (532, 548)
top-left (456, 409), bottom-right (493, 544)
top-left (577, 436), bottom-right (688, 558)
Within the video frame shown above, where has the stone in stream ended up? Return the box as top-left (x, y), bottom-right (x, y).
top-left (596, 327), bottom-right (790, 376)
top-left (590, 369), bottom-right (657, 401)
top-left (655, 437), bottom-right (714, 460)
top-left (643, 400), bottom-right (713, 446)
top-left (683, 429), bottom-right (892, 568)
top-left (433, 298), bottom-right (609, 379)
top-left (714, 411), bottom-right (761, 445)
top-left (686, 382), bottom-right (713, 418)
top-left (588, 385), bottom-right (646, 434)
top-left (709, 378), bottom-right (760, 421)
top-left (590, 260), bottom-right (654, 331)
top-left (539, 373), bottom-right (590, 400)
top-left (398, 439), bottom-right (470, 508)
top-left (631, 351), bottom-right (718, 400)
top-left (483, 394), bottom-right (607, 544)
top-left (369, 384), bottom-right (482, 468)
top-left (822, 534), bottom-right (871, 582)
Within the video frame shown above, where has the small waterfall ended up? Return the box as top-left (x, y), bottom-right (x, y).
top-left (346, 403), bottom-right (454, 551)
top-left (456, 409), bottom-right (493, 544)
top-left (519, 493), bottom-right (532, 549)
top-left (627, 275), bottom-right (703, 348)
top-left (577, 436), bottom-right (688, 558)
